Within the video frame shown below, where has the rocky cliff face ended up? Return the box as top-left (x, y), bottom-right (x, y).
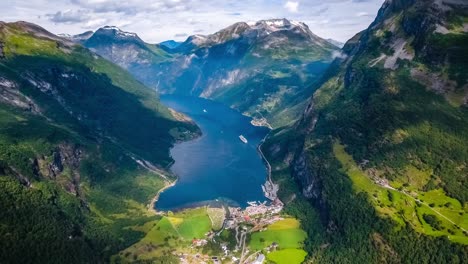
top-left (34, 144), bottom-right (83, 195)
top-left (157, 19), bottom-right (338, 127)
top-left (84, 26), bottom-right (171, 69)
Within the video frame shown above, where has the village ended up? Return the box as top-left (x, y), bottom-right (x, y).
top-left (176, 120), bottom-right (285, 264)
top-left (177, 199), bottom-right (284, 264)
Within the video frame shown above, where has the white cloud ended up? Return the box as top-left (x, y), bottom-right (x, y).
top-left (83, 18), bottom-right (109, 29)
top-left (284, 1), bottom-right (299, 13)
top-left (47, 9), bottom-right (91, 23)
top-left (1, 0), bottom-right (385, 43)
top-left (356, 12), bottom-right (370, 17)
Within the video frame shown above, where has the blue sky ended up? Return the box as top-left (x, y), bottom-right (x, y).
top-left (1, 0), bottom-right (385, 43)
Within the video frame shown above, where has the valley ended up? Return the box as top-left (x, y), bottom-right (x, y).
top-left (69, 19), bottom-right (339, 128)
top-left (120, 95), bottom-right (308, 263)
top-left (1, 0), bottom-right (468, 263)
top-left (155, 95), bottom-right (270, 211)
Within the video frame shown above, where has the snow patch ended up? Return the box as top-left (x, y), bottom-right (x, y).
top-left (103, 26), bottom-right (120, 31)
top-left (119, 31), bottom-right (137, 38)
top-left (102, 26), bottom-right (137, 38)
top-left (265, 20), bottom-right (285, 27)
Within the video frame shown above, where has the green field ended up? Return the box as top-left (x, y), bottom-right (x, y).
top-left (177, 215), bottom-right (211, 240)
top-left (267, 249), bottom-right (308, 264)
top-left (249, 218), bottom-right (307, 263)
top-left (117, 207), bottom-right (213, 261)
top-left (333, 141), bottom-right (468, 244)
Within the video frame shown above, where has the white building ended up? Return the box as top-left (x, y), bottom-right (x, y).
top-left (253, 254), bottom-right (265, 264)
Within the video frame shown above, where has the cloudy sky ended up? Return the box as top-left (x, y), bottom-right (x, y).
top-left (1, 0), bottom-right (385, 43)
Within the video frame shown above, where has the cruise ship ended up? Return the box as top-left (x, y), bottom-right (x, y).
top-left (239, 135), bottom-right (248, 144)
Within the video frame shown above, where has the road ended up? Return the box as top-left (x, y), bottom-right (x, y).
top-left (238, 230), bottom-right (248, 264)
top-left (258, 134), bottom-right (273, 184)
top-left (378, 183), bottom-right (466, 232)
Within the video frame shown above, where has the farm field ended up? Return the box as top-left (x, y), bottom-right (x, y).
top-left (116, 207), bottom-right (212, 261)
top-left (249, 218), bottom-right (307, 264)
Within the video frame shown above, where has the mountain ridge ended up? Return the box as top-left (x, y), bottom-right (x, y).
top-left (74, 19), bottom-right (338, 127)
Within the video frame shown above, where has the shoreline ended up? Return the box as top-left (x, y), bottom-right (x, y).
top-left (151, 98), bottom-right (277, 214)
top-left (258, 132), bottom-right (272, 184)
top-left (250, 118), bottom-right (273, 130)
top-left (148, 178), bottom-right (178, 214)
top-left (151, 103), bottom-right (205, 214)
top-left (150, 131), bottom-right (277, 215)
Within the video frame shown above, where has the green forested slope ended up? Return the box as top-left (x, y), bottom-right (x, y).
top-left (264, 0), bottom-right (468, 263)
top-left (0, 21), bottom-right (198, 263)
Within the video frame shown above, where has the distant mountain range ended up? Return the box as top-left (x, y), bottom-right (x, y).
top-left (67, 19), bottom-right (339, 127)
top-left (159, 40), bottom-right (182, 49)
top-left (326, 38), bottom-right (345, 48)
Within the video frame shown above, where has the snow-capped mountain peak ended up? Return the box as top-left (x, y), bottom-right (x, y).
top-left (100, 26), bottom-right (138, 38)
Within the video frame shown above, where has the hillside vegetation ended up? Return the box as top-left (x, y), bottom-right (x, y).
top-left (0, 21), bottom-right (199, 263)
top-left (263, 0), bottom-right (468, 263)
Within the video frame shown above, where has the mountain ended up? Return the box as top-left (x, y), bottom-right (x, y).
top-left (263, 0), bottom-right (468, 262)
top-left (77, 19), bottom-right (339, 127)
top-left (84, 26), bottom-right (172, 67)
top-left (154, 18), bottom-right (339, 127)
top-left (0, 21), bottom-right (199, 262)
top-left (159, 40), bottom-right (182, 50)
top-left (326, 38), bottom-right (345, 48)
top-left (60, 30), bottom-right (94, 44)
top-left (75, 26), bottom-right (173, 88)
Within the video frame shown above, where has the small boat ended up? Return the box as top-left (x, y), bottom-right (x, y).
top-left (203, 109), bottom-right (207, 113)
top-left (239, 135), bottom-right (248, 144)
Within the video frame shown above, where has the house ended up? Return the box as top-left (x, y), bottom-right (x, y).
top-left (253, 254), bottom-right (265, 264)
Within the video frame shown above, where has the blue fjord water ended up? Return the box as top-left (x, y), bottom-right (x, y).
top-left (155, 95), bottom-right (270, 211)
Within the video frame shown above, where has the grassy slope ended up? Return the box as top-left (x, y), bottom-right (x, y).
top-left (249, 218), bottom-right (308, 264)
top-left (0, 22), bottom-right (198, 262)
top-left (333, 141), bottom-right (467, 244)
top-left (117, 207), bottom-right (212, 262)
